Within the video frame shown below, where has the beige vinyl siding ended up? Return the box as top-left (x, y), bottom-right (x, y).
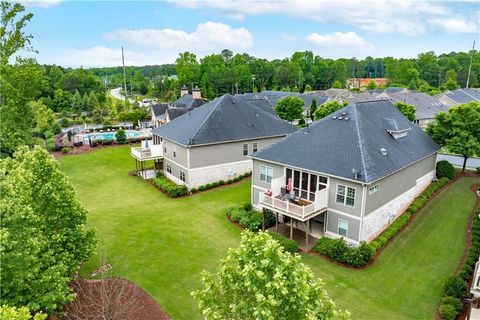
top-left (162, 139), bottom-right (188, 168)
top-left (326, 210), bottom-right (361, 241)
top-left (327, 177), bottom-right (363, 217)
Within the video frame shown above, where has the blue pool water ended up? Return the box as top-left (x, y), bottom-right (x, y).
top-left (84, 131), bottom-right (143, 141)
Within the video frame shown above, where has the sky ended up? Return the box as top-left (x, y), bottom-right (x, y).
top-left (19, 0), bottom-right (480, 68)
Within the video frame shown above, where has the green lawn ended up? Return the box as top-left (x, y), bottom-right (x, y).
top-left (59, 145), bottom-right (479, 319)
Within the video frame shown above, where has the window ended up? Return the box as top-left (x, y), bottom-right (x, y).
top-left (338, 219), bottom-right (348, 237)
top-left (253, 142), bottom-right (258, 153)
top-left (243, 143), bottom-right (248, 156)
top-left (166, 164), bottom-right (172, 173)
top-left (180, 171), bottom-right (185, 182)
top-left (164, 146), bottom-right (167, 154)
top-left (336, 184), bottom-right (355, 207)
top-left (369, 184), bottom-right (379, 194)
top-left (260, 165), bottom-right (273, 184)
top-left (284, 168), bottom-right (329, 202)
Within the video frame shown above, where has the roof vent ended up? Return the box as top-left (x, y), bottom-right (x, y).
top-left (342, 112), bottom-right (347, 116)
top-left (380, 148), bottom-right (387, 156)
top-left (333, 116), bottom-right (337, 120)
top-left (352, 168), bottom-right (358, 179)
top-left (339, 117), bottom-right (343, 120)
top-left (232, 99), bottom-right (236, 104)
top-left (344, 117), bottom-right (349, 121)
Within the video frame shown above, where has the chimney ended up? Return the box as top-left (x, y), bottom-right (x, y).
top-left (192, 86), bottom-right (201, 100)
top-left (180, 85), bottom-right (188, 97)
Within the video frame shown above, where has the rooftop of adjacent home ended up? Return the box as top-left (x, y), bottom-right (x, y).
top-left (251, 99), bottom-right (440, 183)
top-left (153, 94), bottom-right (298, 146)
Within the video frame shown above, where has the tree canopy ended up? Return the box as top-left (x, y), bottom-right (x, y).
top-left (426, 102), bottom-right (480, 172)
top-left (314, 100), bottom-right (348, 120)
top-left (274, 96), bottom-right (305, 122)
top-left (394, 102), bottom-right (416, 122)
top-left (192, 231), bottom-right (349, 320)
top-left (0, 147), bottom-right (96, 313)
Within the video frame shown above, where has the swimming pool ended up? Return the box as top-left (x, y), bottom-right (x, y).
top-left (83, 131), bottom-right (144, 141)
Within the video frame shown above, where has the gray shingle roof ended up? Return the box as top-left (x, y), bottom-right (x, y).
top-left (445, 89), bottom-right (480, 104)
top-left (172, 94), bottom-right (207, 109)
top-left (251, 99), bottom-right (440, 183)
top-left (152, 104), bottom-right (168, 117)
top-left (153, 94), bottom-right (298, 146)
top-left (377, 92), bottom-right (448, 120)
top-left (254, 91), bottom-right (328, 110)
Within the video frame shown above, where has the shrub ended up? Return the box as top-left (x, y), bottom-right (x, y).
top-left (443, 275), bottom-right (467, 300)
top-left (61, 147), bottom-right (70, 154)
top-left (59, 118), bottom-right (71, 127)
top-left (313, 238), bottom-right (374, 267)
top-left (269, 232), bottom-right (299, 253)
top-left (153, 175), bottom-right (189, 197)
top-left (198, 185), bottom-right (206, 191)
top-left (190, 187), bottom-right (197, 193)
top-left (344, 242), bottom-right (376, 267)
top-left (441, 296), bottom-right (463, 313)
top-left (102, 139), bottom-right (114, 145)
top-left (436, 160), bottom-right (455, 180)
top-left (227, 205), bottom-right (276, 231)
top-left (211, 181), bottom-right (219, 187)
top-left (205, 183), bottom-right (212, 189)
top-left (115, 129), bottom-right (127, 144)
top-left (476, 166), bottom-right (480, 174)
top-left (219, 180), bottom-right (225, 185)
top-left (227, 179), bottom-right (233, 184)
top-left (228, 207), bottom-right (245, 222)
top-left (233, 177), bottom-right (241, 182)
top-left (439, 302), bottom-right (459, 320)
top-left (242, 202), bottom-right (253, 212)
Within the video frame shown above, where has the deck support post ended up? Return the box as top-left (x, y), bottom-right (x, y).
top-left (290, 218), bottom-right (293, 239)
top-left (262, 208), bottom-right (265, 231)
top-left (305, 219), bottom-right (310, 249)
top-left (275, 212), bottom-right (278, 231)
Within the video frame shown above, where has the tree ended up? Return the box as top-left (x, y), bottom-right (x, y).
top-left (426, 102), bottom-right (480, 172)
top-left (31, 100), bottom-right (58, 133)
top-left (115, 129), bottom-right (126, 144)
top-left (0, 306), bottom-right (46, 320)
top-left (365, 79), bottom-right (377, 90)
top-left (0, 147), bottom-right (96, 313)
top-left (309, 97), bottom-right (317, 121)
top-left (314, 100), bottom-right (347, 120)
top-left (176, 52), bottom-right (200, 87)
top-left (192, 231), bottom-right (349, 320)
top-left (394, 102), bottom-right (416, 122)
top-left (332, 80), bottom-right (343, 88)
top-left (443, 69), bottom-right (458, 90)
top-left (275, 96), bottom-right (305, 122)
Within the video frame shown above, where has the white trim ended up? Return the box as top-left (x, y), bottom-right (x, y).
top-left (165, 157), bottom-right (189, 171)
top-left (153, 133), bottom-right (288, 148)
top-left (189, 159), bottom-right (251, 172)
top-left (327, 208), bottom-right (362, 221)
top-left (359, 184), bottom-right (367, 243)
top-left (164, 171), bottom-right (188, 187)
top-left (368, 184), bottom-right (379, 194)
top-left (325, 230), bottom-right (359, 246)
top-left (338, 218), bottom-right (349, 237)
top-left (335, 183), bottom-right (356, 208)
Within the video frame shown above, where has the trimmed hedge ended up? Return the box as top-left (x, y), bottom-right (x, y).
top-left (227, 203), bottom-right (275, 231)
top-left (268, 231), bottom-right (299, 253)
top-left (370, 177), bottom-right (450, 251)
top-left (313, 238), bottom-right (375, 267)
top-left (190, 172), bottom-right (252, 193)
top-left (436, 160), bottom-right (455, 180)
top-left (153, 172), bottom-right (188, 197)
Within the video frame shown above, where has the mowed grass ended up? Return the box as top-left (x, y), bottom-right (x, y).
top-left (59, 146), bottom-right (479, 319)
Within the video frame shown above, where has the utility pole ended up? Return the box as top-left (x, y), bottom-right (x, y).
top-left (122, 46), bottom-right (128, 97)
top-left (466, 40), bottom-right (475, 88)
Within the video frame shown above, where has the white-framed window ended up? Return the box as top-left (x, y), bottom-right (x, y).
top-left (253, 142), bottom-right (258, 153)
top-left (166, 164), bottom-right (172, 173)
top-left (338, 219), bottom-right (348, 237)
top-left (369, 184), bottom-right (379, 194)
top-left (260, 165), bottom-right (273, 184)
top-left (336, 184), bottom-right (355, 207)
top-left (243, 143), bottom-right (249, 156)
top-left (180, 171), bottom-right (185, 182)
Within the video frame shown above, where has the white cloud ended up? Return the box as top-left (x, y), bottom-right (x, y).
top-left (305, 31), bottom-right (372, 49)
top-left (19, 0), bottom-right (60, 8)
top-left (226, 13), bottom-right (245, 21)
top-left (428, 18), bottom-right (478, 33)
top-left (104, 21), bottom-right (254, 52)
top-left (171, 0), bottom-right (477, 35)
top-left (281, 33), bottom-right (297, 41)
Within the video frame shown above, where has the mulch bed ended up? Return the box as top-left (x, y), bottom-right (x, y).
top-left (64, 277), bottom-right (170, 320)
top-left (52, 143), bottom-right (129, 159)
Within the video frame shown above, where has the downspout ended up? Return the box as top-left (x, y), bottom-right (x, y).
top-left (359, 183), bottom-right (368, 242)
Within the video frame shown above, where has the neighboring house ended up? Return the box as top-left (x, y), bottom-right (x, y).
top-left (151, 94), bottom-right (297, 188)
top-left (471, 259), bottom-right (480, 315)
top-left (151, 103), bottom-right (169, 128)
top-left (254, 91), bottom-right (328, 118)
top-left (250, 99), bottom-right (440, 245)
top-left (346, 78), bottom-right (387, 89)
top-left (436, 88), bottom-right (480, 107)
top-left (374, 91), bottom-right (449, 127)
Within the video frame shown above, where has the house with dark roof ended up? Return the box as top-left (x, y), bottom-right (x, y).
top-left (436, 88), bottom-right (480, 107)
top-left (150, 94), bottom-right (297, 187)
top-left (250, 99), bottom-right (440, 245)
top-left (151, 103), bottom-right (169, 127)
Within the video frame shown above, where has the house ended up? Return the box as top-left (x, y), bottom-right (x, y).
top-left (254, 91), bottom-right (328, 118)
top-left (250, 99), bottom-right (440, 245)
top-left (151, 103), bottom-right (169, 127)
top-left (436, 88), bottom-right (480, 107)
top-left (373, 91), bottom-right (449, 127)
top-left (150, 94), bottom-right (297, 188)
top-left (346, 78), bottom-right (388, 89)
top-left (471, 259), bottom-right (480, 315)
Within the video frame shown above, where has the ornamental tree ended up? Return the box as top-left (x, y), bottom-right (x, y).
top-left (314, 100), bottom-right (347, 120)
top-left (309, 97), bottom-right (317, 121)
top-left (275, 96), bottom-right (305, 122)
top-left (0, 306), bottom-right (46, 320)
top-left (394, 102), bottom-right (416, 122)
top-left (0, 146), bottom-right (96, 313)
top-left (426, 102), bottom-right (480, 172)
top-left (192, 231), bottom-right (349, 320)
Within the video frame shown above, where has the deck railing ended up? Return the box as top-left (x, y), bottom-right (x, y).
top-left (131, 143), bottom-right (163, 160)
top-left (259, 188), bottom-right (328, 221)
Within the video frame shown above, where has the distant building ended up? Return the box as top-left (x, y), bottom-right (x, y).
top-left (435, 88), bottom-right (480, 107)
top-left (347, 78), bottom-right (388, 89)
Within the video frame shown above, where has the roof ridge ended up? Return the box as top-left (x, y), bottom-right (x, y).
top-left (188, 95), bottom-right (226, 145)
top-left (352, 103), bottom-right (369, 182)
top-left (460, 88), bottom-right (480, 102)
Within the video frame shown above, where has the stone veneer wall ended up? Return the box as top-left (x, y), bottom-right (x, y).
top-left (188, 160), bottom-right (251, 188)
top-left (360, 170), bottom-right (435, 242)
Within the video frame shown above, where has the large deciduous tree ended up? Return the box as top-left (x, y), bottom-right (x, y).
top-left (314, 100), bottom-right (347, 120)
top-left (274, 96), bottom-right (305, 122)
top-left (192, 231), bottom-right (349, 320)
top-left (394, 102), bottom-right (416, 122)
top-left (426, 102), bottom-right (480, 172)
top-left (0, 147), bottom-right (96, 314)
